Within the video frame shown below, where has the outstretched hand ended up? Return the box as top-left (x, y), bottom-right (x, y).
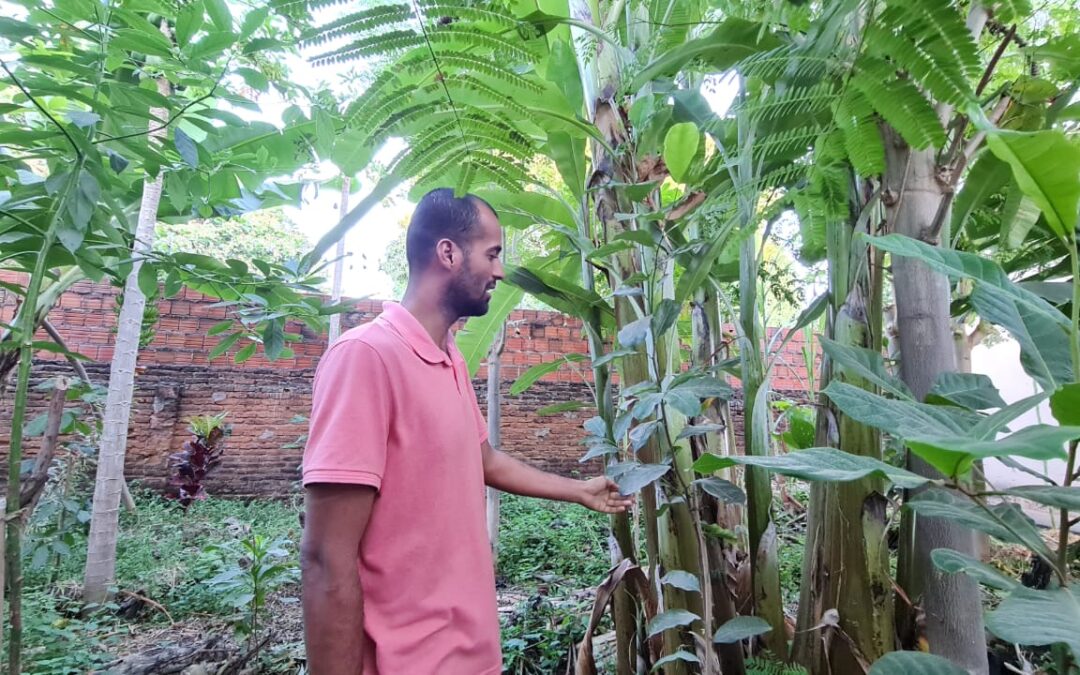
top-left (578, 477), bottom-right (636, 514)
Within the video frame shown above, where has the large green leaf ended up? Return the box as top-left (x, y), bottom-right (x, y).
top-left (712, 616), bottom-right (772, 644)
top-left (1004, 485), bottom-right (1080, 511)
top-left (951, 150), bottom-right (1010, 237)
top-left (506, 264), bottom-right (612, 324)
top-left (819, 337), bottom-right (912, 399)
top-left (647, 609), bottom-right (700, 639)
top-left (546, 131), bottom-right (586, 200)
top-left (509, 354), bottom-right (587, 395)
top-left (985, 586), bottom-right (1080, 658)
top-left (906, 424), bottom-right (1079, 478)
top-left (631, 18), bottom-right (780, 91)
top-left (663, 122), bottom-right (699, 183)
top-left (456, 282), bottom-right (523, 377)
top-left (824, 381), bottom-right (980, 438)
top-left (1050, 383), bottom-right (1080, 426)
top-left (866, 233), bottom-right (1068, 327)
top-left (868, 651), bottom-right (968, 675)
top-left (969, 283), bottom-right (1073, 391)
top-left (906, 489), bottom-right (1055, 563)
top-left (970, 392), bottom-right (1048, 440)
top-left (693, 447), bottom-right (929, 489)
top-left (931, 548), bottom-right (1018, 591)
top-left (985, 129), bottom-right (1080, 242)
top-left (926, 372), bottom-right (1006, 410)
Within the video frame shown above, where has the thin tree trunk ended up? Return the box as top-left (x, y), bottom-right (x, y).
top-left (328, 176), bottom-right (351, 344)
top-left (886, 137), bottom-right (988, 674)
top-left (485, 299), bottom-right (506, 553)
top-left (83, 79), bottom-right (170, 604)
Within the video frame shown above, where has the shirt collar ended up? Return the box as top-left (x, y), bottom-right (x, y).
top-left (378, 301), bottom-right (455, 366)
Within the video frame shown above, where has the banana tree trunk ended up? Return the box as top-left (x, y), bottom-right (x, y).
top-left (737, 231), bottom-right (787, 658)
top-left (83, 80), bottom-right (170, 604)
top-left (885, 138), bottom-right (988, 674)
top-left (692, 291), bottom-right (745, 675)
top-left (793, 187), bottom-right (894, 671)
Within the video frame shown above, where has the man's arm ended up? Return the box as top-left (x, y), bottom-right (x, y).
top-left (481, 440), bottom-right (634, 513)
top-left (301, 483), bottom-right (376, 675)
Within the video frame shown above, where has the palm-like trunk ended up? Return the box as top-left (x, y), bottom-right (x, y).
top-left (793, 187), bottom-right (893, 670)
top-left (886, 139), bottom-right (988, 674)
top-left (83, 81), bottom-right (170, 604)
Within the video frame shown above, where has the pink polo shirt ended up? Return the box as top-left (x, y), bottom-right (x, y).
top-left (303, 302), bottom-right (500, 675)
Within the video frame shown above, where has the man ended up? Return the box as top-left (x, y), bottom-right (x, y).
top-left (301, 188), bottom-right (633, 675)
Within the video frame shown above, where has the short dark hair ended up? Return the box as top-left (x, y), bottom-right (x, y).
top-left (405, 188), bottom-right (497, 273)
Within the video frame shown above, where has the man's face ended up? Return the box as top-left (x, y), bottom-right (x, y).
top-left (446, 204), bottom-right (505, 318)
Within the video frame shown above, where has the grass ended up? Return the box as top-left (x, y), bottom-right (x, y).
top-left (18, 489), bottom-right (611, 674)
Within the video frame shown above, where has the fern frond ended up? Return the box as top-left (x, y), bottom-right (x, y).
top-left (453, 109), bottom-right (531, 148)
top-left (398, 134), bottom-right (467, 176)
top-left (468, 156), bottom-right (527, 192)
top-left (865, 18), bottom-right (971, 105)
top-left (871, 0), bottom-right (980, 101)
top-left (418, 1), bottom-right (518, 28)
top-left (736, 82), bottom-right (836, 125)
top-left (454, 160), bottom-right (477, 195)
top-left (851, 56), bottom-right (945, 150)
top-left (346, 83), bottom-right (417, 132)
top-left (751, 125), bottom-right (820, 161)
top-left (310, 30), bottom-right (423, 66)
top-left (428, 26), bottom-right (534, 63)
top-left (301, 4), bottom-right (412, 46)
top-left (368, 102), bottom-right (452, 143)
top-left (445, 73), bottom-right (536, 120)
top-left (272, 0), bottom-right (352, 15)
top-left (835, 87), bottom-right (885, 175)
top-left (400, 52), bottom-right (544, 95)
top-left (737, 48), bottom-right (831, 85)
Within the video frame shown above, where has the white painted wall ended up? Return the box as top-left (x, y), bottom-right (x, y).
top-left (972, 338), bottom-right (1073, 530)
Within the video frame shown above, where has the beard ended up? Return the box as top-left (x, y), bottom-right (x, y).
top-left (446, 260), bottom-right (492, 318)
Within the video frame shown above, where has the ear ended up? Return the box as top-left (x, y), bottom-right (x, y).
top-left (435, 238), bottom-right (457, 270)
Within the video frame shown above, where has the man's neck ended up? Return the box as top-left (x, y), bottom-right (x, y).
top-left (400, 288), bottom-right (457, 352)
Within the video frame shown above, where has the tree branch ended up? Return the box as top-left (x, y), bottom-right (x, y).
top-left (976, 24), bottom-right (1016, 97)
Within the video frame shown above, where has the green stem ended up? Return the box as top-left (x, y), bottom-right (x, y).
top-left (5, 165), bottom-right (82, 675)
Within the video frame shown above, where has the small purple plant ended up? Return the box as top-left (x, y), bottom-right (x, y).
top-left (169, 412), bottom-right (228, 507)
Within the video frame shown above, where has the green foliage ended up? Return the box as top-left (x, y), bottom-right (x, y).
top-left (154, 209), bottom-right (311, 267)
top-left (496, 494), bottom-right (610, 588)
top-left (204, 533), bottom-right (299, 642)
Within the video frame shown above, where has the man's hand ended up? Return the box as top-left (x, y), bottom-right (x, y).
top-left (578, 476), bottom-right (635, 514)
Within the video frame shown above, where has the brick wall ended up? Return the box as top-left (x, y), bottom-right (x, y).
top-left (0, 274), bottom-right (813, 497)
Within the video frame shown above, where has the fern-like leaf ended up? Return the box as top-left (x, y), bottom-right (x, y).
top-left (301, 4), bottom-right (412, 46)
top-left (427, 26), bottom-right (534, 63)
top-left (418, 1), bottom-right (519, 29)
top-left (310, 30), bottom-right (423, 66)
top-left (835, 87), bottom-right (885, 175)
top-left (444, 73), bottom-right (535, 120)
top-left (400, 52), bottom-right (543, 95)
top-left (864, 17), bottom-right (971, 105)
top-left (736, 82), bottom-right (836, 125)
top-left (851, 56), bottom-right (945, 150)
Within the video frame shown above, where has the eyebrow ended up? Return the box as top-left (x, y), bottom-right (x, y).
top-left (488, 245), bottom-right (503, 255)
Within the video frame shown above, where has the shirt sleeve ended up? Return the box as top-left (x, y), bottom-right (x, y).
top-left (303, 340), bottom-right (392, 489)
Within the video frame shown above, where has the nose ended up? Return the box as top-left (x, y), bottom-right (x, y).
top-left (493, 259), bottom-right (505, 281)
